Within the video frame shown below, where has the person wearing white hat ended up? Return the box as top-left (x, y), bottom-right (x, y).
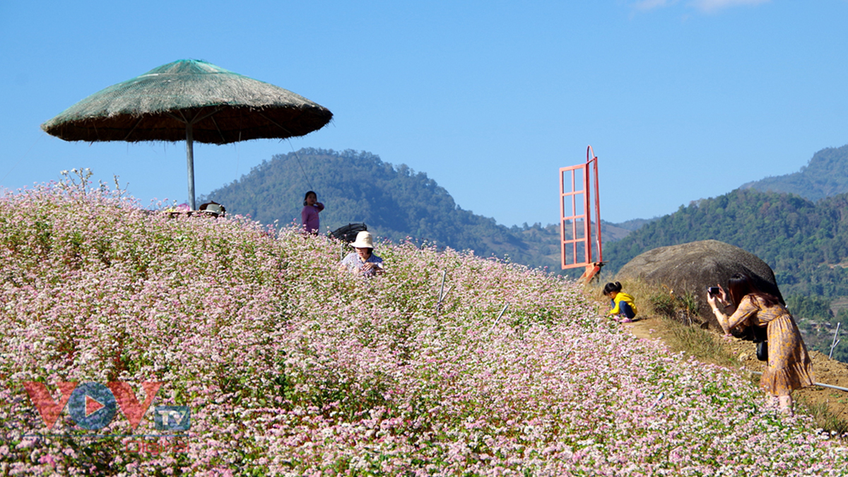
top-left (339, 231), bottom-right (384, 277)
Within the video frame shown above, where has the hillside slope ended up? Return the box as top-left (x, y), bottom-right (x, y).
top-left (741, 144), bottom-right (848, 201)
top-left (3, 177), bottom-right (846, 474)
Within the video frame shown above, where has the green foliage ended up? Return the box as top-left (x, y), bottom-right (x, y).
top-left (605, 187), bottom-right (848, 298)
top-left (743, 145), bottom-right (848, 201)
top-left (837, 309), bottom-right (848, 327)
top-left (786, 295), bottom-right (833, 321)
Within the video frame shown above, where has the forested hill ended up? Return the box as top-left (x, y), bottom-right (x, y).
top-left (604, 187), bottom-right (848, 298)
top-left (741, 144), bottom-right (848, 201)
top-left (201, 148), bottom-right (629, 270)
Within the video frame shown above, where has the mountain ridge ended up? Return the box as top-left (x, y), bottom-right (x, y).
top-left (202, 148), bottom-right (631, 271)
top-left (740, 144), bottom-right (848, 201)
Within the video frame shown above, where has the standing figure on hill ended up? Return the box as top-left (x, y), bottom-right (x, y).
top-left (604, 282), bottom-right (637, 323)
top-left (301, 191), bottom-right (324, 235)
top-left (339, 231), bottom-right (384, 277)
top-left (707, 273), bottom-right (814, 414)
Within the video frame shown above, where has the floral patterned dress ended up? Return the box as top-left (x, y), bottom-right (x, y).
top-left (726, 295), bottom-right (814, 396)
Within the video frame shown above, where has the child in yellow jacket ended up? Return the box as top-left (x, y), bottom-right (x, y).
top-left (604, 281), bottom-right (637, 323)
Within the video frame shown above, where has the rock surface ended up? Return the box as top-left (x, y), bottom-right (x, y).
top-left (616, 239), bottom-right (782, 330)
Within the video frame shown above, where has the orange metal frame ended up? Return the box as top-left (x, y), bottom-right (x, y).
top-left (559, 146), bottom-right (603, 276)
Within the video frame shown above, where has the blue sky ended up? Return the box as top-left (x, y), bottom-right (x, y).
top-left (2, 0), bottom-right (847, 226)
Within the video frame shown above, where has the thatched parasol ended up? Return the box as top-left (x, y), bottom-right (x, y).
top-left (41, 59), bottom-right (333, 209)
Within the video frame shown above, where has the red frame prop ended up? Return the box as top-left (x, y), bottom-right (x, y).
top-left (559, 146), bottom-right (603, 281)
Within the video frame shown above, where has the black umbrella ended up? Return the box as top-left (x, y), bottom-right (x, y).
top-left (42, 59), bottom-right (333, 209)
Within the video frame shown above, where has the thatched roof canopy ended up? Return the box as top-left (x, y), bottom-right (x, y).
top-left (41, 59), bottom-right (333, 144)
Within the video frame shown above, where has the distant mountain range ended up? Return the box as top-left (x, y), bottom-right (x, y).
top-left (605, 187), bottom-right (848, 297)
top-left (604, 144), bottom-right (848, 295)
top-left (741, 144), bottom-right (848, 200)
top-left (202, 148), bottom-right (630, 271)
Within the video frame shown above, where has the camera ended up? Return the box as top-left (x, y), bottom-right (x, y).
top-left (707, 286), bottom-right (720, 296)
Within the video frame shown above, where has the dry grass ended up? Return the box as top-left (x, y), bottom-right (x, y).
top-left (797, 398), bottom-right (848, 436)
top-left (662, 318), bottom-right (739, 367)
top-left (588, 277), bottom-right (701, 325)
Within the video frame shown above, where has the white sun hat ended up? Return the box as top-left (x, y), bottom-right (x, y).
top-left (350, 231), bottom-right (375, 249)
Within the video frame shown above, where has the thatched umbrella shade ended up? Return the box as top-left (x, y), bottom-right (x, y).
top-left (41, 59), bottom-right (333, 209)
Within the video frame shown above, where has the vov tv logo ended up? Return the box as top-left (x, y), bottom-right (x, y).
top-left (23, 381), bottom-right (190, 432)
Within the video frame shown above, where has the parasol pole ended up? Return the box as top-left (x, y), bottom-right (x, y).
top-left (186, 124), bottom-right (196, 210)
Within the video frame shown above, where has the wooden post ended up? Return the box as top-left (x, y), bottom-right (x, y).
top-left (186, 124), bottom-right (196, 210)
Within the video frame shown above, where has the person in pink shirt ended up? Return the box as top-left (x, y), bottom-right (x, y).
top-left (301, 191), bottom-right (325, 234)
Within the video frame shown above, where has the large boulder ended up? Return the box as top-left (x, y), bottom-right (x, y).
top-left (615, 240), bottom-right (782, 330)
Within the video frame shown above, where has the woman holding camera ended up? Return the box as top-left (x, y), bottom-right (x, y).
top-left (707, 273), bottom-right (814, 414)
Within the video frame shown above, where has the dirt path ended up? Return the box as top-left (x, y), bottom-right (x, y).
top-left (622, 315), bottom-right (848, 423)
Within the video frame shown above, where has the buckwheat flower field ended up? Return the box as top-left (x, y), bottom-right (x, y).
top-left (1, 178), bottom-right (847, 476)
